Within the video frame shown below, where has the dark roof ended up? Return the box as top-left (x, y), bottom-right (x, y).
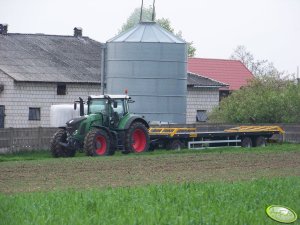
top-left (188, 58), bottom-right (254, 90)
top-left (0, 33), bottom-right (102, 83)
top-left (187, 72), bottom-right (228, 88)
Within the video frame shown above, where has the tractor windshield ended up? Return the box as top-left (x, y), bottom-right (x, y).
top-left (88, 99), bottom-right (108, 114)
top-left (88, 98), bottom-right (127, 116)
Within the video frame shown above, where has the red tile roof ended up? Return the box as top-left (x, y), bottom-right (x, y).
top-left (188, 58), bottom-right (254, 90)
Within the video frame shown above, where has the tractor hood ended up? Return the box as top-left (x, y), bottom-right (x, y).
top-left (66, 116), bottom-right (87, 127)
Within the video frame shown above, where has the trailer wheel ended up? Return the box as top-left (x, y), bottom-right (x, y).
top-left (50, 129), bottom-right (75, 157)
top-left (254, 136), bottom-right (266, 147)
top-left (241, 137), bottom-right (252, 148)
top-left (125, 122), bottom-right (149, 153)
top-left (167, 140), bottom-right (184, 150)
top-left (84, 129), bottom-right (114, 156)
top-left (148, 143), bottom-right (156, 152)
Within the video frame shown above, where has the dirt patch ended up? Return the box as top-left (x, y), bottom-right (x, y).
top-left (0, 152), bottom-right (300, 194)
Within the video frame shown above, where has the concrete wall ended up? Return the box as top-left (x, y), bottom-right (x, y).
top-left (186, 87), bottom-right (219, 124)
top-left (0, 71), bottom-right (101, 128)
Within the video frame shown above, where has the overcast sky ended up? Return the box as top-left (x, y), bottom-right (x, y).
top-left (1, 0), bottom-right (299, 75)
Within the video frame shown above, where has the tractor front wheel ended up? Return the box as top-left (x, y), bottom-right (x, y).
top-left (50, 129), bottom-right (75, 157)
top-left (124, 122), bottom-right (149, 153)
top-left (84, 129), bottom-right (114, 156)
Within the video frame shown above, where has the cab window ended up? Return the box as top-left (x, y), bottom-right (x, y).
top-left (89, 99), bottom-right (107, 114)
top-left (112, 100), bottom-right (125, 116)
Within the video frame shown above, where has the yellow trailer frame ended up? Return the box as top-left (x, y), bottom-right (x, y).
top-left (224, 126), bottom-right (285, 134)
top-left (149, 125), bottom-right (284, 150)
top-left (149, 126), bottom-right (284, 137)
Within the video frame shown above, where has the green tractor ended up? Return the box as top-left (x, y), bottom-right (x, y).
top-left (50, 94), bottom-right (150, 157)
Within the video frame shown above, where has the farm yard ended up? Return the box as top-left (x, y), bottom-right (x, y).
top-left (0, 144), bottom-right (300, 225)
top-left (1, 0), bottom-right (299, 224)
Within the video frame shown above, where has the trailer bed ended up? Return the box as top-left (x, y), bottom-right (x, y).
top-left (149, 126), bottom-right (285, 150)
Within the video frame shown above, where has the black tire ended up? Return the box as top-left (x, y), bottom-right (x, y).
top-left (121, 150), bottom-right (130, 155)
top-left (254, 136), bottom-right (266, 147)
top-left (50, 129), bottom-right (75, 157)
top-left (148, 143), bottom-right (156, 152)
top-left (241, 137), bottom-right (252, 148)
top-left (166, 140), bottom-right (184, 150)
top-left (124, 122), bottom-right (149, 153)
top-left (84, 129), bottom-right (114, 156)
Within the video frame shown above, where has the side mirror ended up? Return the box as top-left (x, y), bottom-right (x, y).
top-left (79, 97), bottom-right (84, 116)
top-left (74, 97), bottom-right (84, 116)
top-left (113, 101), bottom-right (118, 108)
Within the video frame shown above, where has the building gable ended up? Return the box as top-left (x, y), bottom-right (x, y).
top-left (188, 58), bottom-right (254, 90)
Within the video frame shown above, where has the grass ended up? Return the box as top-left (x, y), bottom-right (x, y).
top-left (0, 144), bottom-right (299, 224)
top-left (0, 143), bottom-right (299, 163)
top-left (0, 177), bottom-right (299, 225)
top-left (0, 150), bottom-right (51, 162)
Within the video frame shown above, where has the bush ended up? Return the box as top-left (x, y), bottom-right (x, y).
top-left (210, 75), bottom-right (300, 123)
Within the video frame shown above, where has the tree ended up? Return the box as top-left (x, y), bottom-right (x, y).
top-left (119, 7), bottom-right (153, 33)
top-left (230, 45), bottom-right (281, 77)
top-left (119, 6), bottom-right (196, 57)
top-left (209, 75), bottom-right (300, 123)
top-left (209, 46), bottom-right (300, 124)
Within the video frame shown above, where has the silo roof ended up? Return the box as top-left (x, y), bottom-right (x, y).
top-left (108, 22), bottom-right (185, 43)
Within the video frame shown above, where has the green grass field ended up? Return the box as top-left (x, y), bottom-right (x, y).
top-left (0, 178), bottom-right (299, 225)
top-left (1, 142), bottom-right (299, 163)
top-left (0, 143), bottom-right (299, 225)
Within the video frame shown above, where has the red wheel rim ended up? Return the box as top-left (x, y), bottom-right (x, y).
top-left (132, 129), bottom-right (146, 153)
top-left (95, 136), bottom-right (107, 155)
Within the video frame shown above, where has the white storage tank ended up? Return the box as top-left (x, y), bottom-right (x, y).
top-left (50, 104), bottom-right (87, 127)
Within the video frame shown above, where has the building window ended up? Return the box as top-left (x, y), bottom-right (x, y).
top-left (0, 105), bottom-right (5, 128)
top-left (219, 90), bottom-right (230, 101)
top-left (29, 108), bottom-right (41, 121)
top-left (196, 110), bottom-right (208, 122)
top-left (57, 83), bottom-right (66, 95)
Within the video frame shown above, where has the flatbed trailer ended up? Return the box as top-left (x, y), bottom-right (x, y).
top-left (149, 126), bottom-right (285, 150)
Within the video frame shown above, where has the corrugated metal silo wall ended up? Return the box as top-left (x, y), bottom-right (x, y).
top-left (106, 42), bottom-right (187, 123)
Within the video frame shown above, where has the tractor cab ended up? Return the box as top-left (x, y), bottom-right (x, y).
top-left (87, 95), bottom-right (132, 128)
top-left (74, 94), bottom-right (133, 128)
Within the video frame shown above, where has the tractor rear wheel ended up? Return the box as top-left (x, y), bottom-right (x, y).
top-left (84, 129), bottom-right (114, 156)
top-left (50, 129), bottom-right (75, 157)
top-left (124, 122), bottom-right (149, 153)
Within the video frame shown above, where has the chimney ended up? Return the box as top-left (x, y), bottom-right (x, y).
top-left (73, 27), bottom-right (82, 37)
top-left (0, 24), bottom-right (8, 35)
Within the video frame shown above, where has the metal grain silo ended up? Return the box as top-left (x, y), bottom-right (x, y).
top-left (106, 22), bottom-right (187, 123)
